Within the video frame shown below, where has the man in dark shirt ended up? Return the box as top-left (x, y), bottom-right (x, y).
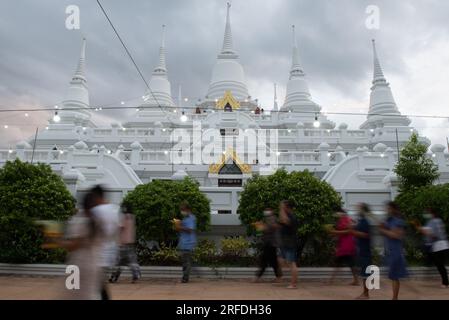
top-left (350, 203), bottom-right (372, 299)
top-left (279, 200), bottom-right (299, 289)
top-left (254, 208), bottom-right (282, 282)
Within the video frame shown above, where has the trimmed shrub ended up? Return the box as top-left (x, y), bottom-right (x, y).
top-left (0, 159), bottom-right (75, 263)
top-left (123, 177), bottom-right (210, 245)
top-left (193, 239), bottom-right (218, 265)
top-left (238, 169), bottom-right (341, 261)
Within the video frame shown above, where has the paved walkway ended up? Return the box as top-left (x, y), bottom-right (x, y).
top-left (0, 276), bottom-right (448, 300)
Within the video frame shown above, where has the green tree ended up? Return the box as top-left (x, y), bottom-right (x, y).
top-left (0, 159), bottom-right (75, 263)
top-left (394, 133), bottom-right (438, 191)
top-left (123, 177), bottom-right (210, 245)
top-left (238, 169), bottom-right (342, 259)
top-left (396, 184), bottom-right (449, 228)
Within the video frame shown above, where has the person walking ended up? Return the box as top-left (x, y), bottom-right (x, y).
top-left (61, 192), bottom-right (102, 300)
top-left (175, 201), bottom-right (197, 283)
top-left (379, 201), bottom-right (408, 300)
top-left (254, 208), bottom-right (282, 283)
top-left (89, 185), bottom-right (121, 300)
top-left (417, 208), bottom-right (449, 288)
top-left (328, 207), bottom-right (358, 286)
top-left (109, 203), bottom-right (141, 283)
top-left (278, 200), bottom-right (299, 289)
top-left (350, 203), bottom-right (373, 299)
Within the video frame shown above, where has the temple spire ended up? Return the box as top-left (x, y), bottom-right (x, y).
top-left (290, 25), bottom-right (304, 78)
top-left (360, 39), bottom-right (411, 129)
top-left (154, 25), bottom-right (167, 74)
top-left (221, 2), bottom-right (235, 55)
top-left (372, 39), bottom-right (386, 83)
top-left (72, 38), bottom-right (86, 83)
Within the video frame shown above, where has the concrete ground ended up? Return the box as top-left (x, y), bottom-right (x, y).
top-left (0, 275), bottom-right (448, 300)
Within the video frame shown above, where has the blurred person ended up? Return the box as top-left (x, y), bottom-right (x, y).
top-left (350, 203), bottom-right (373, 299)
top-left (60, 192), bottom-right (102, 300)
top-left (416, 208), bottom-right (449, 288)
top-left (90, 185), bottom-right (121, 300)
top-left (109, 203), bottom-right (141, 283)
top-left (328, 207), bottom-right (358, 286)
top-left (278, 200), bottom-right (299, 289)
top-left (253, 208), bottom-right (282, 283)
top-left (379, 201), bottom-right (408, 300)
top-left (175, 201), bottom-right (197, 283)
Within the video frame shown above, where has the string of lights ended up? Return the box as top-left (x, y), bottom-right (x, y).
top-left (0, 122), bottom-right (447, 130)
top-left (0, 103), bottom-right (449, 121)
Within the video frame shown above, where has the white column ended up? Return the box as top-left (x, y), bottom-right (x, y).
top-left (319, 142), bottom-right (330, 167)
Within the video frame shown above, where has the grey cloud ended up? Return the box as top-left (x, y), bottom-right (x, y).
top-left (0, 0), bottom-right (449, 146)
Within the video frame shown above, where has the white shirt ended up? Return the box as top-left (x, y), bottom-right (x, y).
top-left (91, 203), bottom-right (120, 267)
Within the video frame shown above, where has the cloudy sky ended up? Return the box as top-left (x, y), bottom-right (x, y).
top-left (0, 0), bottom-right (448, 148)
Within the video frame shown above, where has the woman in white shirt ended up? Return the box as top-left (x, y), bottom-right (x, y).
top-left (61, 193), bottom-right (102, 299)
top-left (418, 208), bottom-right (449, 288)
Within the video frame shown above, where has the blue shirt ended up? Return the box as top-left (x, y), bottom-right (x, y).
top-left (384, 216), bottom-right (405, 258)
top-left (355, 217), bottom-right (371, 258)
top-left (178, 214), bottom-right (197, 251)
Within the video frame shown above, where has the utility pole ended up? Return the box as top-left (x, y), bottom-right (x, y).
top-left (395, 128), bottom-right (400, 161)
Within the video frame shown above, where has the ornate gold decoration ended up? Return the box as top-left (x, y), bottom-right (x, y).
top-left (215, 90), bottom-right (240, 110)
top-left (208, 148), bottom-right (251, 174)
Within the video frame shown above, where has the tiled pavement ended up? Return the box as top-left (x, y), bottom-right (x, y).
top-left (0, 276), bottom-right (448, 300)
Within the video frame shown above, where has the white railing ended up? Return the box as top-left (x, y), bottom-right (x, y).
top-left (113, 148), bottom-right (340, 168)
top-left (67, 125), bottom-right (374, 145)
top-left (0, 150), bottom-right (68, 164)
top-left (139, 151), bottom-right (169, 164)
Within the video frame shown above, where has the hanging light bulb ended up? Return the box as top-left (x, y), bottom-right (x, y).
top-left (180, 111), bottom-right (188, 122)
top-left (313, 114), bottom-right (320, 128)
top-left (53, 112), bottom-right (61, 122)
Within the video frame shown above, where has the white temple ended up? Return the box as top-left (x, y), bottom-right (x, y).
top-left (1, 4), bottom-right (448, 238)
